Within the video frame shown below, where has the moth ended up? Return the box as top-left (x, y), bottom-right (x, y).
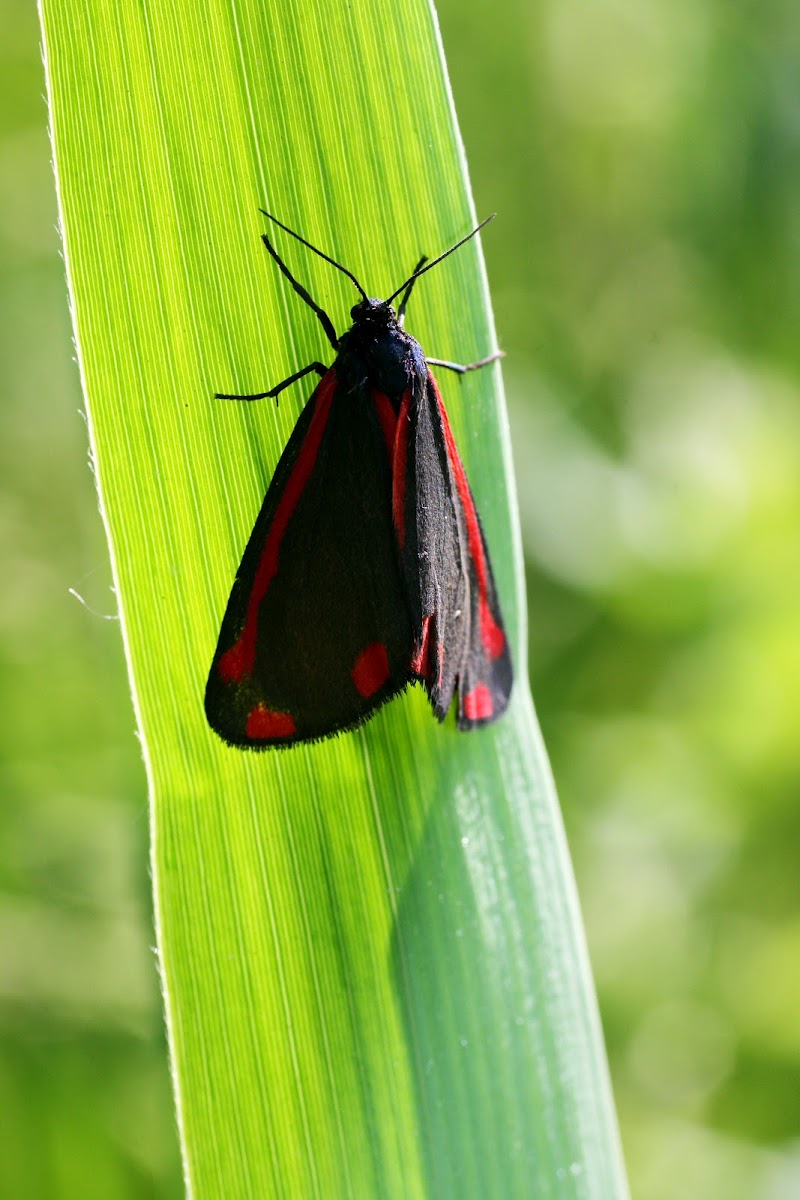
top-left (205, 211), bottom-right (512, 747)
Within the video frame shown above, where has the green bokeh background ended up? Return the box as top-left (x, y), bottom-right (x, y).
top-left (3, 0), bottom-right (799, 1197)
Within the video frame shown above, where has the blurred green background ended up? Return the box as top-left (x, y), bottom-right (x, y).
top-left (3, 0), bottom-right (799, 1196)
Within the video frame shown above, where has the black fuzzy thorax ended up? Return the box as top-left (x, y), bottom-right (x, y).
top-left (335, 299), bottom-right (426, 404)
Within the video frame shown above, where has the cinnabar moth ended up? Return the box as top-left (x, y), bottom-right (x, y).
top-left (205, 210), bottom-right (513, 748)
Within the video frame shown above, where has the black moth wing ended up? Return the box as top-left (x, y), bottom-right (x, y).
top-left (396, 368), bottom-right (513, 728)
top-left (205, 369), bottom-right (414, 747)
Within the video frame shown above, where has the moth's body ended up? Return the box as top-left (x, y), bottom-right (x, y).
top-left (205, 215), bottom-right (512, 748)
top-left (336, 299), bottom-right (423, 401)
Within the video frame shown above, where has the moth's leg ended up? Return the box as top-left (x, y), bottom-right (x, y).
top-left (426, 351), bottom-right (505, 374)
top-left (397, 256), bottom-right (428, 326)
top-left (261, 233), bottom-right (340, 350)
top-left (216, 361), bottom-right (328, 404)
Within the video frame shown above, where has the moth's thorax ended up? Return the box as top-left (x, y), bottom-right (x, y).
top-left (336, 299), bottom-right (426, 400)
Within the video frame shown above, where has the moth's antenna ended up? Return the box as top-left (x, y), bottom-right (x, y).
top-left (385, 214), bottom-right (495, 305)
top-left (260, 209), bottom-right (368, 301)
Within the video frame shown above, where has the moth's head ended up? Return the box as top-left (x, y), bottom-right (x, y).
top-left (350, 297), bottom-right (396, 325)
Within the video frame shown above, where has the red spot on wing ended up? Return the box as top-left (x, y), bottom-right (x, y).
top-left (411, 614), bottom-right (433, 678)
top-left (463, 683), bottom-right (493, 722)
top-left (218, 371), bottom-right (337, 683)
top-left (352, 642), bottom-right (391, 698)
top-left (217, 642), bottom-right (248, 685)
top-left (372, 390), bottom-right (397, 457)
top-left (479, 597), bottom-right (506, 659)
top-left (429, 372), bottom-right (506, 661)
top-left (246, 704), bottom-right (297, 740)
top-left (392, 389), bottom-right (412, 549)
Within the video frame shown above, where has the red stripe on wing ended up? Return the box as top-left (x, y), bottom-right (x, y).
top-left (429, 372), bottom-right (506, 661)
top-left (218, 370), bottom-right (337, 683)
top-left (372, 390), bottom-right (397, 457)
top-left (392, 388), bottom-right (412, 549)
top-left (411, 613), bottom-right (433, 679)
